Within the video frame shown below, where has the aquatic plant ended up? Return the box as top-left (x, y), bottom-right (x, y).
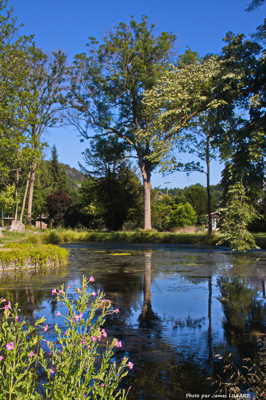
top-left (0, 277), bottom-right (132, 399)
top-left (0, 244), bottom-right (68, 271)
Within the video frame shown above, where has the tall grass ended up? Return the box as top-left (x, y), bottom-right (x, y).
top-left (2, 228), bottom-right (265, 248)
top-left (24, 229), bottom-right (219, 246)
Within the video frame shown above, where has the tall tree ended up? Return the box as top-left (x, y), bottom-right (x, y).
top-left (0, 0), bottom-right (32, 187)
top-left (143, 56), bottom-right (226, 231)
top-left (20, 47), bottom-right (66, 224)
top-left (49, 145), bottom-right (67, 190)
top-left (81, 136), bottom-right (142, 230)
top-left (168, 50), bottom-right (232, 234)
top-left (219, 33), bottom-right (265, 215)
top-left (68, 17), bottom-right (176, 230)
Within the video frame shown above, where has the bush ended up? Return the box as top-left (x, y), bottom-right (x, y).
top-left (0, 277), bottom-right (132, 399)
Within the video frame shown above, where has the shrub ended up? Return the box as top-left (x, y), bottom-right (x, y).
top-left (0, 277), bottom-right (132, 399)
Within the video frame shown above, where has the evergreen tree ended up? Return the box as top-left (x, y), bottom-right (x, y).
top-left (218, 182), bottom-right (258, 251)
top-left (49, 145), bottom-right (67, 190)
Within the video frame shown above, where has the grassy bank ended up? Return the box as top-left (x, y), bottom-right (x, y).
top-left (20, 229), bottom-right (216, 246)
top-left (1, 229), bottom-right (265, 249)
top-left (0, 243), bottom-right (69, 271)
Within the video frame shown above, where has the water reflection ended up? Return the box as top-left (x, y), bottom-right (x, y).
top-left (218, 276), bottom-right (266, 358)
top-left (139, 251), bottom-right (160, 328)
top-left (0, 244), bottom-right (265, 399)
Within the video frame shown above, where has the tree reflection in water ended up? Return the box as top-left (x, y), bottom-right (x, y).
top-left (138, 251), bottom-right (160, 328)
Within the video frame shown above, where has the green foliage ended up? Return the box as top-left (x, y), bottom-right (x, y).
top-left (68, 17), bottom-right (176, 229)
top-left (49, 145), bottom-right (68, 191)
top-left (167, 203), bottom-right (197, 229)
top-left (153, 184), bottom-right (221, 228)
top-left (0, 185), bottom-right (15, 214)
top-left (79, 136), bottom-right (143, 230)
top-left (152, 195), bottom-right (197, 230)
top-left (35, 229), bottom-right (209, 246)
top-left (0, 303), bottom-right (44, 399)
top-left (144, 56), bottom-right (225, 137)
top-left (0, 277), bottom-right (132, 399)
top-left (0, 1), bottom-right (33, 183)
top-left (0, 244), bottom-right (68, 270)
top-left (218, 182), bottom-right (259, 251)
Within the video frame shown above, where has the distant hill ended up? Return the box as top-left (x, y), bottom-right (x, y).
top-left (60, 163), bottom-right (85, 192)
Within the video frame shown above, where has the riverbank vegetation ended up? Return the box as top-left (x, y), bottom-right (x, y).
top-left (1, 228), bottom-right (265, 249)
top-left (0, 0), bottom-right (265, 252)
top-left (0, 277), bottom-right (132, 399)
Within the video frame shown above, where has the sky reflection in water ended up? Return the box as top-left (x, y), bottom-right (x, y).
top-left (0, 243), bottom-right (265, 399)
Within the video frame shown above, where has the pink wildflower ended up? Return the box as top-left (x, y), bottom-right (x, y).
top-left (73, 313), bottom-right (83, 322)
top-left (101, 299), bottom-right (111, 307)
top-left (58, 290), bottom-right (64, 295)
top-left (28, 351), bottom-right (36, 358)
top-left (114, 339), bottom-right (122, 348)
top-left (43, 324), bottom-right (49, 332)
top-left (15, 316), bottom-right (19, 321)
top-left (0, 298), bottom-right (6, 303)
top-left (6, 342), bottom-right (15, 351)
top-left (127, 361), bottom-right (134, 370)
top-left (91, 292), bottom-right (97, 297)
top-left (55, 311), bottom-right (61, 317)
top-left (49, 368), bottom-right (55, 375)
top-left (51, 289), bottom-right (57, 295)
top-left (113, 308), bottom-right (120, 314)
top-left (4, 301), bottom-right (11, 311)
top-left (88, 276), bottom-right (95, 283)
top-left (91, 336), bottom-right (97, 343)
top-left (0, 356), bottom-right (4, 361)
top-left (81, 337), bottom-right (87, 345)
top-left (101, 329), bottom-right (107, 338)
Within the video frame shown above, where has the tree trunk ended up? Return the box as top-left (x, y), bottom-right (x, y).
top-left (27, 161), bottom-right (38, 225)
top-left (206, 137), bottom-right (212, 235)
top-left (14, 169), bottom-right (20, 220)
top-left (20, 172), bottom-right (30, 223)
top-left (141, 164), bottom-right (152, 230)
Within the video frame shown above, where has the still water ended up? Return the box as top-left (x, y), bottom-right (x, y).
top-left (0, 243), bottom-right (265, 399)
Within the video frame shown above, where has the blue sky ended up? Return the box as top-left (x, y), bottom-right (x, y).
top-left (11, 0), bottom-right (265, 188)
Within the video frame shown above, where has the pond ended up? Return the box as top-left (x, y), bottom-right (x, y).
top-left (0, 243), bottom-right (265, 399)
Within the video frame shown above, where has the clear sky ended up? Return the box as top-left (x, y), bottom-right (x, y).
top-left (11, 0), bottom-right (265, 188)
